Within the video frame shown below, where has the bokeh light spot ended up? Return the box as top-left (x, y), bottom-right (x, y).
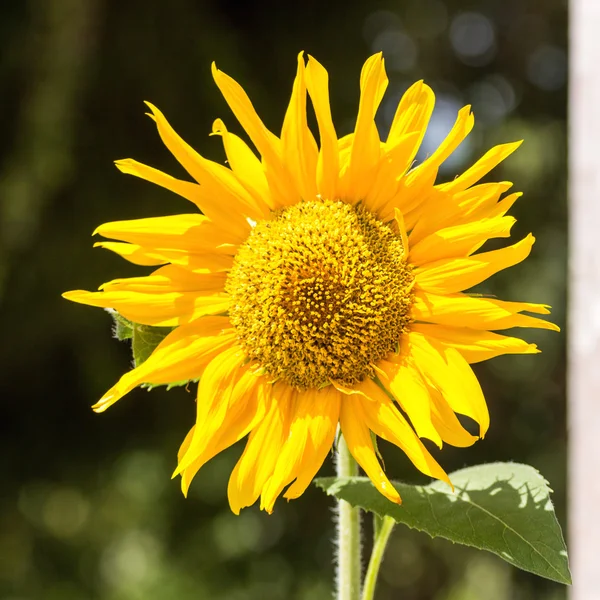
top-left (450, 12), bottom-right (496, 65)
top-left (527, 45), bottom-right (567, 91)
top-left (42, 487), bottom-right (90, 538)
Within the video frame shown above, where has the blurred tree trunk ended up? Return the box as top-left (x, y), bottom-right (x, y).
top-left (0, 0), bottom-right (101, 294)
top-left (569, 1), bottom-right (600, 598)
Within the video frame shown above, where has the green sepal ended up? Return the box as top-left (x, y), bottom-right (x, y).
top-left (106, 309), bottom-right (196, 390)
top-left (107, 308), bottom-right (133, 341)
top-left (141, 379), bottom-right (198, 391)
top-left (131, 323), bottom-right (173, 367)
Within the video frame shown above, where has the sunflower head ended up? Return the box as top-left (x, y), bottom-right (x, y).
top-left (63, 52), bottom-right (558, 513)
top-left (226, 198), bottom-right (414, 389)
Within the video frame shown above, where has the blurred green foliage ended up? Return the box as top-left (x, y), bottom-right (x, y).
top-left (0, 0), bottom-right (567, 598)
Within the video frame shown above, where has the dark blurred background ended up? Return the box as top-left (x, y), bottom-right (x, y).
top-left (0, 0), bottom-right (567, 598)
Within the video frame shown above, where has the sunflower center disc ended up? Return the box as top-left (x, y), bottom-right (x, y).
top-left (226, 199), bottom-right (414, 389)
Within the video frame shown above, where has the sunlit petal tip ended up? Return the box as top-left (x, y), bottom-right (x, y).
top-left (93, 241), bottom-right (123, 254)
top-left (381, 481), bottom-right (402, 504)
top-left (171, 462), bottom-right (184, 479)
top-left (91, 394), bottom-right (114, 413)
top-left (211, 62), bottom-right (228, 86)
top-left (62, 290), bottom-right (90, 304)
top-left (143, 100), bottom-right (159, 114)
top-left (211, 118), bottom-right (225, 135)
top-left (113, 158), bottom-right (133, 173)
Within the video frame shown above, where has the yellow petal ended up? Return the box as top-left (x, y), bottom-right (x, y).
top-left (91, 241), bottom-right (167, 266)
top-left (100, 266), bottom-right (227, 295)
top-left (94, 213), bottom-right (238, 253)
top-left (115, 159), bottom-right (203, 206)
top-left (407, 105), bottom-right (474, 183)
top-left (180, 377), bottom-right (271, 496)
top-left (407, 332), bottom-right (489, 436)
top-left (62, 286), bottom-right (229, 327)
top-left (261, 387), bottom-right (338, 512)
top-left (485, 191), bottom-right (522, 220)
top-left (282, 386), bottom-right (341, 501)
top-left (92, 241), bottom-right (235, 273)
top-left (377, 359), bottom-right (442, 447)
top-left (175, 347), bottom-right (261, 477)
top-left (280, 53), bottom-right (319, 203)
top-left (227, 383), bottom-right (294, 514)
top-left (386, 80), bottom-right (434, 152)
top-left (439, 141), bottom-right (523, 193)
top-left (339, 396), bottom-right (401, 504)
top-left (414, 234), bottom-right (535, 294)
top-left (411, 323), bottom-right (539, 364)
top-left (364, 132), bottom-right (421, 215)
top-left (356, 378), bottom-right (450, 484)
top-left (408, 182), bottom-right (513, 247)
top-left (305, 55), bottom-right (339, 201)
top-left (211, 63), bottom-right (281, 160)
top-left (211, 63), bottom-right (298, 208)
top-left (211, 119), bottom-right (274, 210)
top-left (412, 289), bottom-right (559, 332)
top-left (380, 167), bottom-right (437, 224)
top-left (89, 317), bottom-right (235, 412)
top-left (427, 385), bottom-right (478, 447)
top-left (409, 216), bottom-right (516, 266)
top-left (343, 53), bottom-right (388, 202)
top-left (384, 106), bottom-right (474, 224)
top-left (145, 102), bottom-right (264, 232)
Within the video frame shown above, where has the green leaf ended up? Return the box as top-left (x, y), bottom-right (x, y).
top-left (316, 462), bottom-right (571, 585)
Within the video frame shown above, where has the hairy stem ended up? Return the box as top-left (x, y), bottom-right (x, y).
top-left (336, 434), bottom-right (362, 600)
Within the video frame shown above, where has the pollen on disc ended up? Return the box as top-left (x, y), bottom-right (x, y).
top-left (226, 199), bottom-right (414, 389)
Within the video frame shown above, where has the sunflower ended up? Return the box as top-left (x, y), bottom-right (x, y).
top-left (64, 53), bottom-right (557, 513)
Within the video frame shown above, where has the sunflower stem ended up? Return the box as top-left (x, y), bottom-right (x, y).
top-left (361, 516), bottom-right (395, 600)
top-left (336, 434), bottom-right (362, 600)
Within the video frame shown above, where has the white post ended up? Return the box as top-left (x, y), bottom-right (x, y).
top-left (569, 1), bottom-right (600, 598)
